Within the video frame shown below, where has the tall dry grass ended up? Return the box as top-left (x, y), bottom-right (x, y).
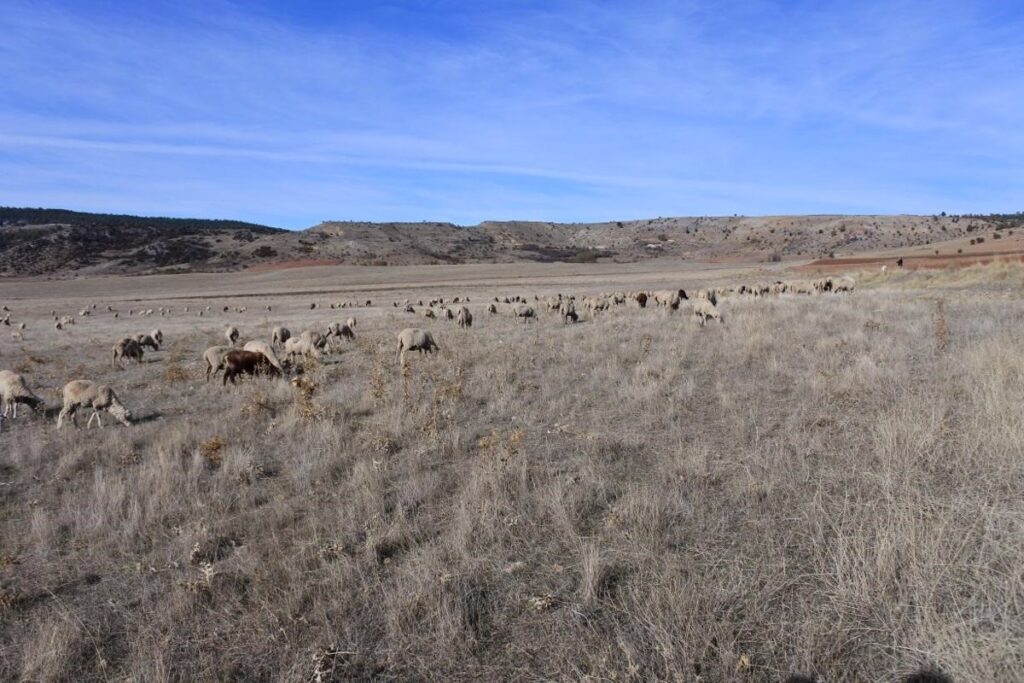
top-left (1, 281), bottom-right (1022, 681)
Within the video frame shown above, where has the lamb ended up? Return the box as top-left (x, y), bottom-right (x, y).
top-left (346, 317), bottom-right (356, 329)
top-left (112, 337), bottom-right (145, 368)
top-left (242, 340), bottom-right (286, 373)
top-left (203, 345), bottom-right (234, 382)
top-left (225, 325), bottom-right (240, 345)
top-left (512, 304), bottom-right (536, 322)
top-left (422, 308), bottom-right (436, 319)
top-left (222, 350), bottom-right (281, 385)
top-left (443, 307), bottom-right (455, 320)
top-left (692, 299), bottom-right (723, 326)
top-left (0, 370), bottom-right (44, 422)
top-left (396, 328), bottom-right (439, 363)
top-left (57, 380), bottom-right (132, 428)
top-left (487, 303), bottom-right (497, 314)
top-left (135, 333), bottom-right (160, 351)
top-left (272, 326), bottom-right (291, 347)
top-left (634, 292), bottom-right (648, 308)
top-left (455, 306), bottom-right (472, 328)
top-left (150, 328), bottom-right (164, 345)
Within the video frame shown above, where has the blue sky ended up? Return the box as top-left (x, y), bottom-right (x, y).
top-left (0, 0), bottom-right (1021, 228)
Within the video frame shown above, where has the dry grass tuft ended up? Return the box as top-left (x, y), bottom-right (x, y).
top-left (163, 363), bottom-right (189, 383)
top-left (198, 436), bottom-right (228, 466)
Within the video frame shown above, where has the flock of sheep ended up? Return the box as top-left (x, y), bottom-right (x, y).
top-left (0, 274), bottom-right (853, 433)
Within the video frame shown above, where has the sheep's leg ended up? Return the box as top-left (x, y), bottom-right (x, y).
top-left (87, 411), bottom-right (97, 428)
top-left (10, 403), bottom-right (16, 419)
top-left (1, 402), bottom-right (8, 418)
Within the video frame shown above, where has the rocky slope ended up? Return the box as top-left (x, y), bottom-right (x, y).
top-left (1, 207), bottom-right (1019, 277)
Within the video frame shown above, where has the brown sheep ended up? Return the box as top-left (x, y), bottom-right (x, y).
top-left (222, 350), bottom-right (281, 385)
top-left (112, 338), bottom-right (144, 368)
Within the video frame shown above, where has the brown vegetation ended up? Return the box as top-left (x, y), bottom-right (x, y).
top-left (0, 264), bottom-right (1021, 680)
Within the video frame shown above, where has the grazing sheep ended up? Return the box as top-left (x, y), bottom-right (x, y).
top-left (225, 325), bottom-right (240, 345)
top-left (443, 307), bottom-right (454, 320)
top-left (696, 289), bottom-right (718, 306)
top-left (326, 322), bottom-right (355, 343)
top-left (284, 331), bottom-right (327, 361)
top-left (832, 276), bottom-right (856, 293)
top-left (405, 304), bottom-right (416, 313)
top-left (396, 328), bottom-right (439, 363)
top-left (422, 308), bottom-right (436, 319)
top-left (559, 301), bottom-right (578, 324)
top-left (512, 304), bottom-right (536, 322)
top-left (242, 340), bottom-right (286, 373)
top-left (223, 350), bottom-right (281, 385)
top-left (346, 317), bottom-right (356, 329)
top-left (150, 328), bottom-right (164, 345)
top-left (57, 380), bottom-right (132, 429)
top-left (112, 337), bottom-right (145, 368)
top-left (455, 306), bottom-right (472, 328)
top-left (135, 333), bottom-right (160, 351)
top-left (692, 299), bottom-right (723, 326)
top-left (487, 303), bottom-right (497, 314)
top-left (272, 325), bottom-right (291, 347)
top-left (652, 289), bottom-right (687, 310)
top-left (0, 370), bottom-right (44, 421)
top-left (634, 292), bottom-right (648, 308)
top-left (54, 321), bottom-right (63, 331)
top-left (203, 345), bottom-right (234, 382)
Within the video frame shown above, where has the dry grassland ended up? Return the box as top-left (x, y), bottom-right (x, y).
top-left (0, 263), bottom-right (1022, 681)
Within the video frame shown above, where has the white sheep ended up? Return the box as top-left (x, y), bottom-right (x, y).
top-left (203, 345), bottom-right (235, 382)
top-left (346, 317), bottom-right (356, 329)
top-left (242, 340), bottom-right (286, 373)
top-left (396, 328), bottom-right (439, 363)
top-left (272, 326), bottom-right (291, 347)
top-left (511, 304), bottom-right (536, 322)
top-left (57, 380), bottom-right (132, 429)
top-left (455, 306), bottom-right (472, 328)
top-left (0, 370), bottom-right (44, 422)
top-left (150, 328), bottom-right (164, 345)
top-left (692, 299), bottom-right (723, 326)
top-left (225, 325), bottom-right (240, 345)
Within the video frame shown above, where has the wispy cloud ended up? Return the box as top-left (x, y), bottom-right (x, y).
top-left (0, 0), bottom-right (1021, 227)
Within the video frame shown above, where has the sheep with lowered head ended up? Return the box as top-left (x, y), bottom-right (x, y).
top-left (242, 340), bottom-right (286, 374)
top-left (135, 333), bottom-right (160, 351)
top-left (225, 325), bottom-right (240, 345)
top-left (112, 337), bottom-right (145, 368)
top-left (222, 350), bottom-right (281, 385)
top-left (396, 328), bottom-right (439, 363)
top-left (692, 299), bottom-right (723, 326)
top-left (455, 305), bottom-right (472, 328)
top-left (272, 325), bottom-right (291, 347)
top-left (512, 304), bottom-right (535, 322)
top-left (57, 380), bottom-right (132, 429)
top-left (0, 369), bottom-right (44, 422)
top-left (326, 322), bottom-right (355, 344)
top-left (203, 345), bottom-right (235, 382)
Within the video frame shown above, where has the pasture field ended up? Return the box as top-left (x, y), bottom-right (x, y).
top-left (1, 262), bottom-right (1023, 681)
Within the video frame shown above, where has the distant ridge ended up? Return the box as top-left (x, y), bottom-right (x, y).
top-left (0, 207), bottom-right (1020, 277)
